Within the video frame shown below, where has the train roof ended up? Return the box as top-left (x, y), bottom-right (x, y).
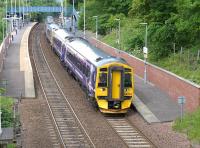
top-left (49, 23), bottom-right (60, 30)
top-left (68, 37), bottom-right (127, 67)
top-left (46, 16), bottom-right (54, 24)
top-left (54, 29), bottom-right (73, 42)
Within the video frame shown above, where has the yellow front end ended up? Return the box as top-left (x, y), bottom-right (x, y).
top-left (95, 63), bottom-right (134, 114)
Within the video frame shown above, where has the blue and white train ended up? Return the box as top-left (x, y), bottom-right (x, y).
top-left (45, 18), bottom-right (134, 114)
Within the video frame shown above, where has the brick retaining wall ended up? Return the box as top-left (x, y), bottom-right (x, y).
top-left (88, 37), bottom-right (200, 112)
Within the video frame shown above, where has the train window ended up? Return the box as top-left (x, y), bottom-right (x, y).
top-left (100, 68), bottom-right (107, 72)
top-left (53, 38), bottom-right (61, 48)
top-left (124, 74), bottom-right (132, 87)
top-left (98, 73), bottom-right (107, 87)
top-left (62, 45), bottom-right (66, 51)
top-left (85, 66), bottom-right (90, 77)
top-left (125, 68), bottom-right (131, 72)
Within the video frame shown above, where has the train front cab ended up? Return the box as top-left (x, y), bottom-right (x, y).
top-left (95, 63), bottom-right (134, 113)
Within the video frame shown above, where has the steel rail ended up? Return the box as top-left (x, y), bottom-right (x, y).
top-left (106, 117), bottom-right (156, 148)
top-left (31, 24), bottom-right (95, 148)
top-left (32, 25), bottom-right (66, 148)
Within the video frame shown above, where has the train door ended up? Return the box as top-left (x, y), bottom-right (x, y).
top-left (61, 44), bottom-right (66, 62)
top-left (112, 71), bottom-right (121, 99)
top-left (109, 67), bottom-right (124, 100)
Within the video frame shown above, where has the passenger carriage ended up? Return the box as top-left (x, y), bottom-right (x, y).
top-left (61, 37), bottom-right (134, 113)
top-left (45, 23), bottom-right (60, 43)
top-left (45, 17), bottom-right (134, 113)
top-left (51, 29), bottom-right (72, 57)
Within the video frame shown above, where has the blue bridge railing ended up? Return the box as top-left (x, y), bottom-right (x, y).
top-left (8, 6), bottom-right (73, 14)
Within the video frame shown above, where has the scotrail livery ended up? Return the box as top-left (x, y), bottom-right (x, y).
top-left (45, 17), bottom-right (134, 113)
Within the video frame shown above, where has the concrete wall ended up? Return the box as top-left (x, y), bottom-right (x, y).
top-left (88, 37), bottom-right (200, 112)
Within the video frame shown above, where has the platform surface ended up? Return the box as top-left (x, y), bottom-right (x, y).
top-left (134, 75), bottom-right (181, 122)
top-left (0, 128), bottom-right (14, 142)
top-left (0, 23), bottom-right (36, 98)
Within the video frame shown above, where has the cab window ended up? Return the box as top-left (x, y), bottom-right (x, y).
top-left (98, 73), bottom-right (107, 87)
top-left (124, 74), bottom-right (132, 87)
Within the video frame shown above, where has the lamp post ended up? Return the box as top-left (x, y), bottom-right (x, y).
top-left (61, 1), bottom-right (64, 27)
top-left (28, 0), bottom-right (31, 21)
top-left (5, 0), bottom-right (8, 35)
top-left (26, 0), bottom-right (28, 13)
top-left (26, 0), bottom-right (28, 23)
top-left (11, 0), bottom-right (13, 16)
top-left (72, 0), bottom-right (75, 34)
top-left (64, 0), bottom-right (67, 16)
top-left (140, 22), bottom-right (148, 47)
top-left (93, 16), bottom-right (98, 39)
top-left (19, 0), bottom-right (20, 16)
top-left (10, 0), bottom-right (14, 31)
top-left (140, 22), bottom-right (148, 83)
top-left (14, 0), bottom-right (17, 17)
top-left (22, 0), bottom-right (24, 26)
top-left (3, 0), bottom-right (11, 35)
top-left (13, 0), bottom-right (18, 30)
top-left (115, 18), bottom-right (120, 50)
top-left (2, 20), bottom-right (5, 40)
top-left (19, 0), bottom-right (22, 29)
top-left (84, 0), bottom-right (86, 38)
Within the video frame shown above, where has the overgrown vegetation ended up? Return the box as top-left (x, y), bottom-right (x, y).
top-left (0, 88), bottom-right (14, 128)
top-left (0, 1), bottom-right (6, 43)
top-left (1, 97), bottom-right (14, 128)
top-left (173, 108), bottom-right (200, 144)
top-left (0, 95), bottom-right (15, 147)
top-left (78, 0), bottom-right (200, 84)
top-left (30, 0), bottom-right (60, 21)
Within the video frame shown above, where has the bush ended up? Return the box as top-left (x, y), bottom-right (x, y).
top-left (0, 97), bottom-right (14, 128)
top-left (173, 108), bottom-right (200, 143)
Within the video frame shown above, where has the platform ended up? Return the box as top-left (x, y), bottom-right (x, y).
top-left (0, 23), bottom-right (36, 98)
top-left (0, 128), bottom-right (14, 144)
top-left (75, 30), bottom-right (182, 123)
top-left (134, 75), bottom-right (181, 123)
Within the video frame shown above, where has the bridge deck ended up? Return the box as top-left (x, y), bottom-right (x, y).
top-left (8, 6), bottom-right (73, 13)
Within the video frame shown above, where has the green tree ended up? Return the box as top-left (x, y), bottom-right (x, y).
top-left (78, 0), bottom-right (130, 35)
top-left (173, 0), bottom-right (200, 48)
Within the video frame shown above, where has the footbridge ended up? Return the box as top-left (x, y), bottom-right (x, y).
top-left (7, 6), bottom-right (73, 14)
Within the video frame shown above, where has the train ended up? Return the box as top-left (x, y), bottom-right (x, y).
top-left (45, 18), bottom-right (134, 113)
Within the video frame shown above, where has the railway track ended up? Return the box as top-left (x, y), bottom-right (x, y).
top-left (31, 24), bottom-right (94, 148)
top-left (106, 117), bottom-right (155, 148)
top-left (32, 23), bottom-right (156, 148)
top-left (43, 113), bottom-right (61, 148)
top-left (73, 28), bottom-right (156, 148)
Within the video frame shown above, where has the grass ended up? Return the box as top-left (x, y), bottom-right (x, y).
top-left (7, 144), bottom-right (16, 148)
top-left (0, 6), bottom-right (6, 43)
top-left (173, 108), bottom-right (200, 144)
top-left (0, 96), bottom-right (14, 109)
top-left (0, 96), bottom-right (15, 147)
top-left (153, 52), bottom-right (200, 84)
top-left (0, 96), bottom-right (14, 128)
top-left (102, 19), bottom-right (200, 143)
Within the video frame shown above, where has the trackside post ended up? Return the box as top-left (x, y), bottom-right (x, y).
top-left (178, 96), bottom-right (186, 122)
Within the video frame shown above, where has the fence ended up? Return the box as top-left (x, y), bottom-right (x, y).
top-left (88, 37), bottom-right (200, 112)
top-left (0, 34), bottom-right (11, 72)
